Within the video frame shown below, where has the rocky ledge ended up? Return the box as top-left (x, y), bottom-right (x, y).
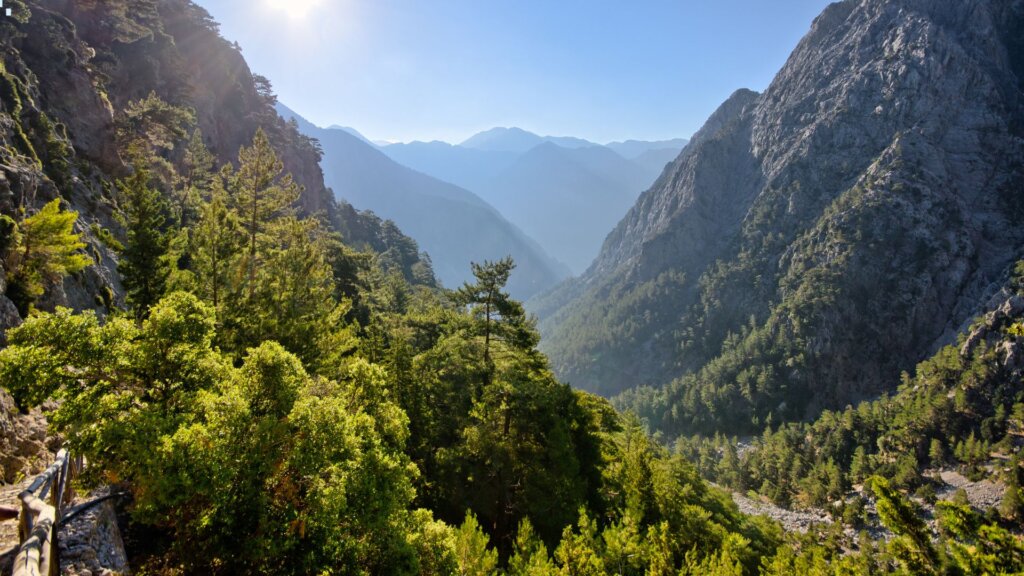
top-left (59, 487), bottom-right (129, 576)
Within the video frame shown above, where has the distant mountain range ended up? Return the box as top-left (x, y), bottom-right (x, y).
top-left (277, 104), bottom-right (570, 300)
top-left (276, 105), bottom-right (688, 280)
top-left (460, 127), bottom-right (596, 153)
top-left (381, 130), bottom-right (688, 274)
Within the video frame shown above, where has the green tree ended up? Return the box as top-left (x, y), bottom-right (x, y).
top-left (869, 476), bottom-right (940, 575)
top-left (455, 512), bottom-right (499, 576)
top-left (553, 510), bottom-right (605, 576)
top-left (188, 182), bottom-right (242, 323)
top-left (1000, 475), bottom-right (1023, 522)
top-left (174, 129), bottom-right (216, 226)
top-left (226, 128), bottom-right (300, 299)
top-left (117, 163), bottom-right (171, 319)
top-left (251, 216), bottom-right (356, 373)
top-left (937, 500), bottom-right (1024, 574)
top-left (0, 292), bottom-right (424, 574)
top-left (116, 92), bottom-right (196, 191)
top-left (928, 438), bottom-right (945, 467)
top-left (2, 199), bottom-right (91, 315)
top-left (454, 257), bottom-right (537, 390)
top-left (508, 519), bottom-right (557, 576)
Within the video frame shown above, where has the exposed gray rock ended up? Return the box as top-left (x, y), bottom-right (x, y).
top-left (0, 294), bottom-right (21, 345)
top-left (59, 487), bottom-right (129, 576)
top-left (0, 389), bottom-right (52, 483)
top-left (535, 0), bottom-right (1024, 430)
top-left (728, 490), bottom-right (831, 533)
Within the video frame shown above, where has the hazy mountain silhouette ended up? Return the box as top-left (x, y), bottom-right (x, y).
top-left (606, 138), bottom-right (689, 159)
top-left (460, 127), bottom-right (595, 153)
top-left (380, 130), bottom-right (687, 273)
top-left (277, 104), bottom-right (570, 299)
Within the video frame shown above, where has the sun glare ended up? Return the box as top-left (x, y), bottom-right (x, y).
top-left (263, 0), bottom-right (324, 21)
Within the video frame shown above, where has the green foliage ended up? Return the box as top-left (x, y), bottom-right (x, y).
top-left (0, 129), bottom-right (806, 575)
top-left (89, 223), bottom-right (124, 252)
top-left (226, 127), bottom-right (300, 301)
top-left (508, 519), bottom-right (556, 576)
top-left (870, 476), bottom-right (940, 574)
top-left (2, 199), bottom-right (92, 315)
top-left (174, 129), bottom-right (216, 226)
top-left (117, 162), bottom-right (171, 319)
top-left (117, 90), bottom-right (195, 155)
top-left (1012, 259), bottom-right (1024, 294)
top-left (185, 182), bottom-right (241, 322)
top-left (455, 512), bottom-right (499, 576)
top-left (680, 295), bottom-right (1024, 510)
top-left (937, 500), bottom-right (1024, 574)
top-left (0, 293), bottom-right (423, 574)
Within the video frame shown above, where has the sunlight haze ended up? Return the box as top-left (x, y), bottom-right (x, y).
top-left (195, 1), bottom-right (833, 143)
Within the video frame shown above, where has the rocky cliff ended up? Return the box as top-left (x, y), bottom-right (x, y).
top-left (534, 0), bottom-right (1024, 434)
top-left (0, 0), bottom-right (432, 338)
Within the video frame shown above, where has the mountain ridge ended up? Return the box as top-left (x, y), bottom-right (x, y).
top-left (277, 103), bottom-right (571, 299)
top-left (534, 0), bottom-right (1024, 435)
top-left (380, 131), bottom-right (688, 273)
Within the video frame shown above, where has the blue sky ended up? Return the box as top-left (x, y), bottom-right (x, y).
top-left (194, 0), bottom-right (834, 144)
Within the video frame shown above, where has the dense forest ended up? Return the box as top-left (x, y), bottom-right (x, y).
top-left (0, 0), bottom-right (1023, 574)
top-left (3, 101), bottom-right (1022, 575)
top-left (2, 120), bottom-right (1022, 574)
top-left (676, 266), bottom-right (1024, 509)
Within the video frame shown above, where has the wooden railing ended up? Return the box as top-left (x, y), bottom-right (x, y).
top-left (11, 449), bottom-right (80, 576)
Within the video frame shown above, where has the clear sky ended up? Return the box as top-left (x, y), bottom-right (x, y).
top-left (193, 0), bottom-right (834, 144)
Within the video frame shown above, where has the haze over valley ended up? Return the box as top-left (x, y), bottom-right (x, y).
top-left (1, 1), bottom-right (1023, 574)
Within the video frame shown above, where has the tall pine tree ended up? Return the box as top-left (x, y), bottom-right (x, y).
top-left (118, 163), bottom-right (171, 320)
top-left (226, 128), bottom-right (300, 300)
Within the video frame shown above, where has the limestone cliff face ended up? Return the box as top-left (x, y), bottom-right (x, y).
top-left (535, 0), bottom-right (1024, 432)
top-left (0, 0), bottom-right (432, 334)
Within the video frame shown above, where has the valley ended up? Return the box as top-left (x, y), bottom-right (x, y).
top-left (0, 0), bottom-right (1022, 574)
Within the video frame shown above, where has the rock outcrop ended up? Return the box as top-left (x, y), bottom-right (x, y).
top-left (0, 0), bottom-right (435, 339)
top-left (59, 488), bottom-right (130, 576)
top-left (0, 389), bottom-right (53, 483)
top-left (534, 0), bottom-right (1024, 434)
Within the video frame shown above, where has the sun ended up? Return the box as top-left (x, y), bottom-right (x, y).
top-left (263, 0), bottom-right (324, 22)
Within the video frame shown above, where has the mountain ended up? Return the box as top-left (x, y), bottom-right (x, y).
top-left (630, 146), bottom-right (689, 179)
top-left (277, 104), bottom-right (570, 299)
top-left (533, 0), bottom-right (1024, 435)
top-left (379, 140), bottom-right (519, 194)
top-left (381, 134), bottom-right (688, 273)
top-left (460, 127), bottom-right (595, 153)
top-left (606, 138), bottom-right (689, 160)
top-left (328, 124), bottom-right (374, 146)
top-left (479, 143), bottom-right (651, 273)
top-left (0, 0), bottom-right (433, 333)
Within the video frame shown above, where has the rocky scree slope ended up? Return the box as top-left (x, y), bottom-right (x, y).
top-left (533, 0), bottom-right (1024, 435)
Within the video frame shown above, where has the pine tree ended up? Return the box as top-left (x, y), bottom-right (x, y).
top-left (454, 256), bottom-right (537, 390)
top-left (226, 128), bottom-right (300, 300)
top-left (929, 438), bottom-right (945, 467)
top-left (190, 182), bottom-right (242, 322)
top-left (2, 199), bottom-right (91, 315)
top-left (455, 512), bottom-right (499, 576)
top-left (869, 476), bottom-right (940, 574)
top-left (1000, 475), bottom-right (1023, 521)
top-left (117, 163), bottom-right (170, 320)
top-left (175, 129), bottom-right (215, 226)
